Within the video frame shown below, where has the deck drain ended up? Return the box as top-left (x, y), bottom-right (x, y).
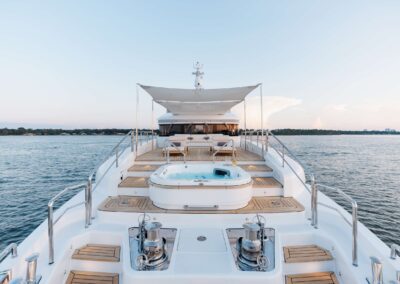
top-left (197, 236), bottom-right (207, 241)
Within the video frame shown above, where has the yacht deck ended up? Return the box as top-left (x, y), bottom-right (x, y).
top-left (98, 195), bottom-right (304, 214)
top-left (135, 147), bottom-right (264, 161)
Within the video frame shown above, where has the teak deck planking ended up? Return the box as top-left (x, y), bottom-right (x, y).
top-left (98, 195), bottom-right (304, 214)
top-left (283, 245), bottom-right (333, 263)
top-left (71, 244), bottom-right (121, 262)
top-left (66, 270), bottom-right (119, 284)
top-left (285, 271), bottom-right (339, 284)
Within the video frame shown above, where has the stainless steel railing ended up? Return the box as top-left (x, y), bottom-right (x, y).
top-left (46, 130), bottom-right (157, 264)
top-left (0, 243), bottom-right (17, 262)
top-left (48, 183), bottom-right (87, 264)
top-left (240, 129), bottom-right (359, 266)
top-left (316, 183), bottom-right (358, 266)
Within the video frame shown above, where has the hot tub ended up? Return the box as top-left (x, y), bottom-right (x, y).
top-left (149, 163), bottom-right (253, 210)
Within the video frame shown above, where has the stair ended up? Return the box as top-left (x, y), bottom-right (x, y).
top-left (239, 164), bottom-right (273, 175)
top-left (252, 177), bottom-right (284, 196)
top-left (66, 270), bottom-right (119, 284)
top-left (72, 244), bottom-right (121, 262)
top-left (67, 244), bottom-right (121, 284)
top-left (283, 245), bottom-right (333, 263)
top-left (283, 244), bottom-right (337, 279)
top-left (118, 177), bottom-right (149, 196)
top-left (285, 271), bottom-right (338, 284)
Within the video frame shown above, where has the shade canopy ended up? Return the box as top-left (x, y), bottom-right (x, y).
top-left (139, 84), bottom-right (259, 115)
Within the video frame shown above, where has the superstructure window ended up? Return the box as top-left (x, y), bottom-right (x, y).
top-left (159, 124), bottom-right (238, 136)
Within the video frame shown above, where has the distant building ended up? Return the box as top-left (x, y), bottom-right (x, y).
top-left (384, 128), bottom-right (396, 132)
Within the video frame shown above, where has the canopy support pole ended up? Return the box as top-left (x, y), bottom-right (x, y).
top-left (260, 84), bottom-right (264, 156)
top-left (135, 84), bottom-right (140, 154)
top-left (244, 98), bottom-right (247, 150)
top-left (151, 99), bottom-right (155, 150)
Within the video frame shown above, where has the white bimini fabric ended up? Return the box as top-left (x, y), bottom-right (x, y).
top-left (139, 84), bottom-right (259, 115)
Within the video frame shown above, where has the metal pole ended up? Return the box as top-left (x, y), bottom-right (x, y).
top-left (266, 129), bottom-right (269, 152)
top-left (25, 253), bottom-right (39, 284)
top-left (282, 144), bottom-right (285, 167)
top-left (260, 84), bottom-right (264, 156)
top-left (311, 175), bottom-right (318, 228)
top-left (352, 201), bottom-right (358, 266)
top-left (130, 130), bottom-right (134, 152)
top-left (85, 178), bottom-right (92, 228)
top-left (244, 99), bottom-right (247, 150)
top-left (47, 203), bottom-right (54, 264)
top-left (135, 85), bottom-right (140, 153)
top-left (115, 145), bottom-right (119, 168)
top-left (151, 100), bottom-right (155, 150)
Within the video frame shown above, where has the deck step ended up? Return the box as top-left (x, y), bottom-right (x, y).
top-left (119, 177), bottom-right (149, 188)
top-left (128, 164), bottom-right (162, 172)
top-left (283, 245), bottom-right (333, 263)
top-left (66, 270), bottom-right (119, 284)
top-left (285, 271), bottom-right (338, 284)
top-left (252, 177), bottom-right (282, 188)
top-left (240, 164), bottom-right (273, 172)
top-left (72, 244), bottom-right (121, 262)
top-left (99, 196), bottom-right (304, 214)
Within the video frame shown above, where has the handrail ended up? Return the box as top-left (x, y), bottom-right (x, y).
top-left (316, 183), bottom-right (358, 266)
top-left (0, 243), bottom-right (17, 262)
top-left (0, 269), bottom-right (12, 283)
top-left (241, 129), bottom-right (359, 266)
top-left (48, 183), bottom-right (86, 264)
top-left (212, 139), bottom-right (235, 162)
top-left (164, 140), bottom-right (186, 163)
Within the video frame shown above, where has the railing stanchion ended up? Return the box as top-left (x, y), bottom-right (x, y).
top-left (130, 130), bottom-right (134, 152)
top-left (282, 144), bottom-right (285, 167)
top-left (0, 243), bottom-right (18, 262)
top-left (115, 146), bottom-right (119, 168)
top-left (311, 175), bottom-right (318, 228)
top-left (352, 201), bottom-right (358, 266)
top-left (85, 178), bottom-right (92, 228)
top-left (48, 202), bottom-right (54, 265)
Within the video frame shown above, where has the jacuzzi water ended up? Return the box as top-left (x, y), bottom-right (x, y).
top-left (167, 172), bottom-right (232, 180)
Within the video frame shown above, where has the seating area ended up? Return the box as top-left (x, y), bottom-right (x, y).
top-left (161, 135), bottom-right (236, 158)
top-left (136, 147), bottom-right (262, 162)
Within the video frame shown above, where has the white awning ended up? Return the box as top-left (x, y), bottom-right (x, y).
top-left (139, 84), bottom-right (259, 115)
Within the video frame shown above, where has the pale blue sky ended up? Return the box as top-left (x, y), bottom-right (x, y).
top-left (1, 1), bottom-right (399, 130)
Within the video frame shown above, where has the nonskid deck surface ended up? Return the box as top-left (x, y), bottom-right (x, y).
top-left (135, 147), bottom-right (264, 161)
top-left (98, 195), bottom-right (304, 213)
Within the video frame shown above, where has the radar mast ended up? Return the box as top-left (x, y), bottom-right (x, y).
top-left (192, 62), bottom-right (204, 90)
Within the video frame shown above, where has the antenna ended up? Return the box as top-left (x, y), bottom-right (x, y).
top-left (192, 61), bottom-right (204, 90)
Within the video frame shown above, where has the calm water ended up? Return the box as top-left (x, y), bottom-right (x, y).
top-left (0, 135), bottom-right (399, 250)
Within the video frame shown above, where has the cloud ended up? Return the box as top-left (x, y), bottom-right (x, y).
top-left (232, 96), bottom-right (302, 128)
top-left (326, 104), bottom-right (348, 112)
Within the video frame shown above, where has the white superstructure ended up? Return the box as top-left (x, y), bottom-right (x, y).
top-left (1, 65), bottom-right (399, 284)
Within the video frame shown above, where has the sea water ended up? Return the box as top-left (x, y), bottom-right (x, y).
top-left (1, 135), bottom-right (399, 250)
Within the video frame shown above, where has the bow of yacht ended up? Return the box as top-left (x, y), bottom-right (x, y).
top-left (1, 66), bottom-right (400, 284)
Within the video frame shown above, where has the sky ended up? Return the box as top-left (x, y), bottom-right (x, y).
top-left (0, 0), bottom-right (400, 130)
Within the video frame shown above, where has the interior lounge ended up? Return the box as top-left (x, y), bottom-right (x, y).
top-left (159, 123), bottom-right (239, 136)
